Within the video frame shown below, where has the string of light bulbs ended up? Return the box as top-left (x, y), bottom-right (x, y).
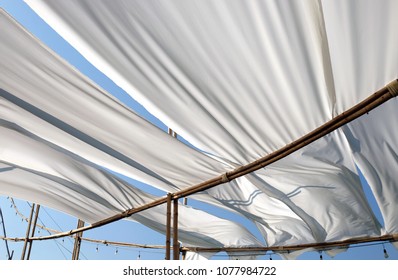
top-left (3, 197), bottom-right (395, 260)
top-left (7, 197), bottom-right (165, 250)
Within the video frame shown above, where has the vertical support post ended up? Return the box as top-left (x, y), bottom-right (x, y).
top-left (0, 207), bottom-right (13, 260)
top-left (72, 219), bottom-right (85, 260)
top-left (21, 203), bottom-right (35, 260)
top-left (168, 128), bottom-right (177, 139)
top-left (173, 198), bottom-right (179, 260)
top-left (165, 193), bottom-right (172, 260)
top-left (167, 127), bottom-right (178, 260)
top-left (26, 204), bottom-right (40, 260)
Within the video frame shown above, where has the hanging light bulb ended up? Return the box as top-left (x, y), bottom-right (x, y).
top-left (96, 245), bottom-right (99, 253)
top-left (115, 247), bottom-right (119, 255)
top-left (319, 251), bottom-right (323, 260)
top-left (137, 251), bottom-right (141, 260)
top-left (383, 244), bottom-right (389, 259)
top-left (269, 255), bottom-right (272, 260)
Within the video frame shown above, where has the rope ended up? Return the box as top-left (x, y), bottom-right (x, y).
top-left (387, 79), bottom-right (398, 97)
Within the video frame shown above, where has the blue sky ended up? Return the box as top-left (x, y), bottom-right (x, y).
top-left (0, 0), bottom-right (397, 260)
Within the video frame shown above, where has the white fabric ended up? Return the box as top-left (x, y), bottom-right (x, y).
top-left (0, 124), bottom-right (262, 248)
top-left (184, 252), bottom-right (213, 261)
top-left (253, 130), bottom-right (381, 245)
top-left (343, 99), bottom-right (398, 234)
top-left (321, 0), bottom-right (398, 115)
top-left (26, 0), bottom-right (398, 165)
top-left (204, 130), bottom-right (381, 247)
top-left (325, 247), bottom-right (348, 258)
top-left (0, 8), bottom-right (228, 200)
top-left (228, 253), bottom-right (258, 260)
top-left (279, 248), bottom-right (314, 260)
top-left (24, 0), bottom-right (334, 164)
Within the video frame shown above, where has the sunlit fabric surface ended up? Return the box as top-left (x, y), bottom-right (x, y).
top-left (24, 0), bottom-right (398, 163)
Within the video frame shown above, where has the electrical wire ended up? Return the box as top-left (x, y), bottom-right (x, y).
top-left (11, 198), bottom-right (164, 250)
top-left (26, 202), bottom-right (88, 260)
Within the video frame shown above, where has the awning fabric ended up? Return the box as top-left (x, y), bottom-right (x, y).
top-left (0, 124), bottom-right (262, 248)
top-left (23, 0), bottom-right (398, 163)
top-left (0, 0), bottom-right (397, 257)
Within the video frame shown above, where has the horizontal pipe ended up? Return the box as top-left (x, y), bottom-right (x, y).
top-left (0, 235), bottom-right (165, 249)
top-left (81, 237), bottom-right (166, 249)
top-left (181, 233), bottom-right (398, 253)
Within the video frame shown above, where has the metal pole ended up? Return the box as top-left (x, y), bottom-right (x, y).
top-left (72, 219), bottom-right (85, 260)
top-left (26, 204), bottom-right (40, 260)
top-left (168, 128), bottom-right (177, 139)
top-left (168, 128), bottom-right (178, 260)
top-left (21, 203), bottom-right (35, 260)
top-left (165, 193), bottom-right (172, 260)
top-left (181, 233), bottom-right (398, 254)
top-left (0, 207), bottom-right (13, 260)
top-left (173, 198), bottom-right (179, 260)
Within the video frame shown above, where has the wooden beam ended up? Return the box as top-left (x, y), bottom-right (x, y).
top-left (0, 207), bottom-right (13, 260)
top-left (20, 203), bottom-right (35, 260)
top-left (181, 233), bottom-right (398, 254)
top-left (72, 219), bottom-right (85, 260)
top-left (80, 238), bottom-right (165, 249)
top-left (1, 235), bottom-right (165, 249)
top-left (173, 198), bottom-right (179, 260)
top-left (165, 193), bottom-right (172, 260)
top-left (26, 204), bottom-right (40, 260)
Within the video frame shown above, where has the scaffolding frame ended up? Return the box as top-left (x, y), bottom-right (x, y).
top-left (3, 79), bottom-right (398, 259)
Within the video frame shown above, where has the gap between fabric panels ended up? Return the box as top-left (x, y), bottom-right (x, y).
top-left (13, 79), bottom-right (398, 253)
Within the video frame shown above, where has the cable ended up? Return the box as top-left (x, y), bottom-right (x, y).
top-left (40, 205), bottom-right (67, 233)
top-left (11, 198), bottom-right (163, 250)
top-left (13, 199), bottom-right (73, 259)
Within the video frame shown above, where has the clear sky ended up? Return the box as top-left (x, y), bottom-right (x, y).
top-left (0, 0), bottom-right (397, 260)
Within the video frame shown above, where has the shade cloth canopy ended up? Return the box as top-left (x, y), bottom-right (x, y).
top-left (0, 0), bottom-right (397, 258)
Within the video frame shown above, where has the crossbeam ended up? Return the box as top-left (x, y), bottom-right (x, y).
top-left (181, 233), bottom-right (398, 254)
